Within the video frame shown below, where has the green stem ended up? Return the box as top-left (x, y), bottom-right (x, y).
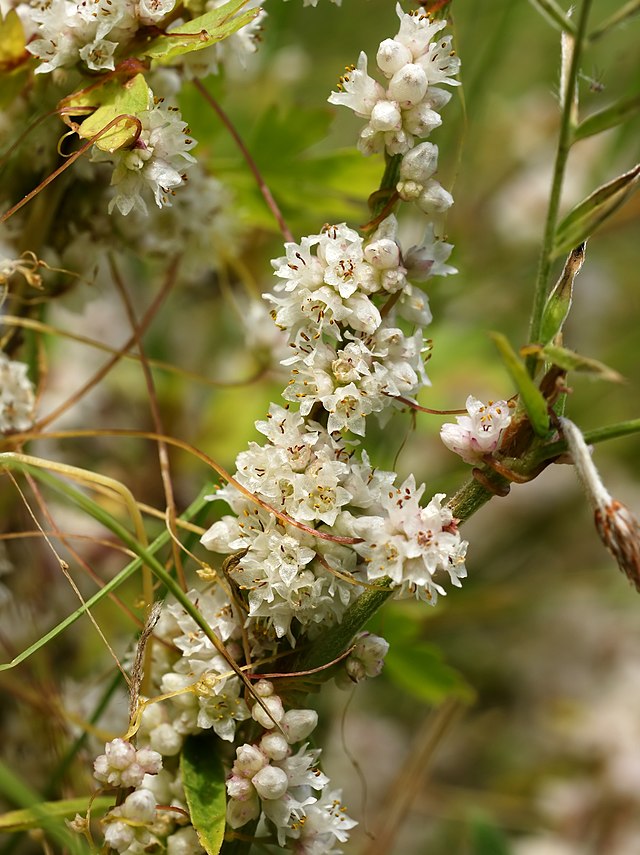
top-left (527, 0), bottom-right (593, 360)
top-left (529, 417), bottom-right (640, 466)
top-left (588, 0), bottom-right (640, 42)
top-left (0, 476), bottom-right (213, 673)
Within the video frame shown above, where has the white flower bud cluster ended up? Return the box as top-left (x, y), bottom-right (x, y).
top-left (397, 141), bottom-right (454, 217)
top-left (0, 353), bottom-right (36, 434)
top-left (93, 737), bottom-right (162, 788)
top-left (102, 789), bottom-right (160, 855)
top-left (440, 396), bottom-right (514, 465)
top-left (344, 632), bottom-right (390, 683)
top-left (328, 4), bottom-right (459, 156)
top-left (226, 681), bottom-right (355, 850)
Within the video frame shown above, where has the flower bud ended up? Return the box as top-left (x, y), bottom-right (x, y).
top-left (233, 743), bottom-right (267, 778)
top-left (364, 238), bottom-right (400, 270)
top-left (105, 738), bottom-right (136, 770)
top-left (104, 821), bottom-right (134, 852)
top-left (226, 793), bottom-right (260, 829)
top-left (417, 180), bottom-right (454, 216)
top-left (252, 694), bottom-right (285, 729)
top-left (260, 732), bottom-right (291, 761)
top-left (370, 100), bottom-right (402, 132)
top-left (254, 679), bottom-right (274, 697)
top-left (251, 765), bottom-right (289, 800)
top-left (149, 723), bottom-right (182, 756)
top-left (226, 774), bottom-right (254, 801)
top-left (376, 39), bottom-right (412, 76)
top-left (403, 103), bottom-right (442, 137)
top-left (399, 141), bottom-right (438, 184)
top-left (387, 63), bottom-right (428, 106)
top-left (167, 827), bottom-right (202, 855)
top-left (281, 709), bottom-right (318, 744)
top-left (122, 789), bottom-right (157, 823)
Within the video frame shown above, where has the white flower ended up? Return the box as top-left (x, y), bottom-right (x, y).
top-left (92, 99), bottom-right (196, 216)
top-left (440, 396), bottom-right (513, 464)
top-left (291, 789), bottom-right (357, 855)
top-left (0, 354), bottom-right (35, 433)
top-left (349, 477), bottom-right (468, 602)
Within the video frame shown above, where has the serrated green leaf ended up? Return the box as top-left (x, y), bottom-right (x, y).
top-left (491, 332), bottom-right (550, 437)
top-left (574, 92), bottom-right (640, 142)
top-left (0, 796), bottom-right (114, 832)
top-left (182, 734), bottom-right (227, 855)
top-left (384, 642), bottom-right (474, 705)
top-left (76, 73), bottom-right (151, 153)
top-left (141, 0), bottom-right (258, 63)
top-left (553, 164), bottom-right (640, 257)
top-left (539, 343), bottom-right (623, 382)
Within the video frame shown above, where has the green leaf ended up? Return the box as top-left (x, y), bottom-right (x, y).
top-left (574, 92), bottom-right (640, 142)
top-left (553, 164), bottom-right (640, 257)
top-left (384, 641), bottom-right (474, 705)
top-left (141, 0), bottom-right (259, 63)
top-left (539, 243), bottom-right (585, 344)
top-left (538, 343), bottom-right (623, 382)
top-left (490, 332), bottom-right (550, 437)
top-left (0, 796), bottom-right (114, 832)
top-left (76, 73), bottom-right (151, 152)
top-left (182, 734), bottom-right (227, 855)
top-left (0, 761), bottom-right (88, 855)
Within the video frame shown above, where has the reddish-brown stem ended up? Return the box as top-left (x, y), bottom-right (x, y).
top-left (193, 78), bottom-right (294, 244)
top-left (387, 394), bottom-right (468, 415)
top-left (33, 259), bottom-right (178, 430)
top-left (109, 255), bottom-right (186, 592)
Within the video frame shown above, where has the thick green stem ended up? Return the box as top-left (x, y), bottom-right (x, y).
top-left (527, 0), bottom-right (593, 360)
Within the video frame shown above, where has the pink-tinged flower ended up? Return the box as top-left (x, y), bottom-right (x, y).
top-left (440, 396), bottom-right (513, 464)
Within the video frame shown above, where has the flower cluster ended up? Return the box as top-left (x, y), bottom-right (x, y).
top-left (226, 681), bottom-right (356, 852)
top-left (91, 97), bottom-right (197, 216)
top-left (0, 352), bottom-right (36, 434)
top-left (328, 3), bottom-right (460, 156)
top-left (24, 0), bottom-right (176, 73)
top-left (268, 216), bottom-right (454, 433)
top-left (440, 396), bottom-right (514, 465)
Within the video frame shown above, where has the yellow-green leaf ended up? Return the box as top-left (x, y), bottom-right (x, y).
top-left (553, 164), bottom-right (640, 257)
top-left (538, 343), bottom-right (623, 382)
top-left (182, 734), bottom-right (227, 855)
top-left (141, 0), bottom-right (259, 64)
top-left (491, 332), bottom-right (550, 437)
top-left (0, 796), bottom-right (114, 833)
top-left (76, 73), bottom-right (151, 153)
top-left (0, 9), bottom-right (27, 69)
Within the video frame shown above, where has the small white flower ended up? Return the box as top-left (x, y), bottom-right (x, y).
top-left (440, 396), bottom-right (513, 464)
